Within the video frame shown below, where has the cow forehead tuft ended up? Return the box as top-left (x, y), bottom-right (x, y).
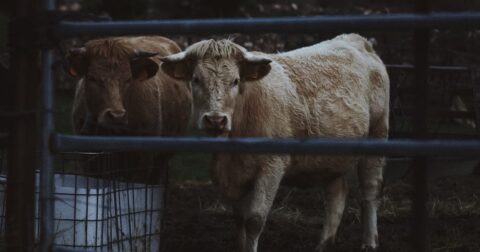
top-left (186, 39), bottom-right (246, 60)
top-left (85, 38), bottom-right (135, 60)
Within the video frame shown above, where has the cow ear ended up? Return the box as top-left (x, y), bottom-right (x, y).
top-left (65, 47), bottom-right (87, 77)
top-left (130, 57), bottom-right (159, 81)
top-left (241, 54), bottom-right (272, 81)
top-left (160, 52), bottom-right (191, 80)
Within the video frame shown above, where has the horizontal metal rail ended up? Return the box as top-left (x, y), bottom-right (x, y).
top-left (386, 64), bottom-right (470, 72)
top-left (53, 134), bottom-right (480, 156)
top-left (55, 12), bottom-right (480, 37)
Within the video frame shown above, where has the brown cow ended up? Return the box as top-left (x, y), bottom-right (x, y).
top-left (161, 34), bottom-right (389, 251)
top-left (67, 36), bottom-right (192, 182)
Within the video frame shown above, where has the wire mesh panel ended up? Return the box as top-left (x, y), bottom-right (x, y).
top-left (387, 64), bottom-right (477, 137)
top-left (0, 152), bottom-right (165, 252)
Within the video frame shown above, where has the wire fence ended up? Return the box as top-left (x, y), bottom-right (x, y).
top-left (52, 152), bottom-right (164, 251)
top-left (0, 151), bottom-right (165, 251)
top-left (387, 64), bottom-right (477, 137)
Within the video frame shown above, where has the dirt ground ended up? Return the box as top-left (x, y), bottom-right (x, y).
top-left (161, 175), bottom-right (480, 252)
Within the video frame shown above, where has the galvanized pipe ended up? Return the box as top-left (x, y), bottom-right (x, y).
top-left (55, 12), bottom-right (480, 37)
top-left (52, 134), bottom-right (480, 157)
top-left (38, 50), bottom-right (55, 252)
top-left (39, 0), bottom-right (56, 251)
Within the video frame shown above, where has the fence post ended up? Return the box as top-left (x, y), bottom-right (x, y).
top-left (5, 0), bottom-right (40, 251)
top-left (412, 0), bottom-right (430, 251)
top-left (38, 1), bottom-right (56, 251)
top-left (37, 0), bottom-right (56, 251)
top-left (39, 51), bottom-right (55, 252)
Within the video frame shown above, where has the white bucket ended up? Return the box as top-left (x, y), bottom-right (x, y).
top-left (0, 173), bottom-right (162, 252)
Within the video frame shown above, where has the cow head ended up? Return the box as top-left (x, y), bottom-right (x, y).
top-left (66, 40), bottom-right (159, 130)
top-left (161, 39), bottom-right (271, 136)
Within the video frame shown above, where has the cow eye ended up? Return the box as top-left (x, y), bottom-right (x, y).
top-left (232, 78), bottom-right (239, 86)
top-left (192, 77), bottom-right (200, 85)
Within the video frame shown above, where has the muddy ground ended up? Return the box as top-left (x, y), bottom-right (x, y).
top-left (161, 175), bottom-right (480, 252)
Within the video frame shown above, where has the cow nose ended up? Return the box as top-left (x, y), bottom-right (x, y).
top-left (105, 109), bottom-right (128, 125)
top-left (203, 115), bottom-right (228, 129)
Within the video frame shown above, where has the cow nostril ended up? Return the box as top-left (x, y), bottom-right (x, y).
top-left (203, 115), bottom-right (212, 125)
top-left (220, 116), bottom-right (227, 125)
top-left (111, 110), bottom-right (125, 117)
top-left (106, 110), bottom-right (127, 123)
top-left (204, 115), bottom-right (227, 128)
top-left (203, 115), bottom-right (215, 126)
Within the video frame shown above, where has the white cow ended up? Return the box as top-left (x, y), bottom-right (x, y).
top-left (161, 34), bottom-right (389, 252)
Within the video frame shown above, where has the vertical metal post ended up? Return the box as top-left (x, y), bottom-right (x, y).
top-left (412, 0), bottom-right (430, 251)
top-left (39, 1), bottom-right (56, 252)
top-left (39, 51), bottom-right (55, 252)
top-left (6, 1), bottom-right (39, 251)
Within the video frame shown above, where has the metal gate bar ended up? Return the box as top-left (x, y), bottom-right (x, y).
top-left (52, 134), bottom-right (480, 156)
top-left (55, 12), bottom-right (480, 37)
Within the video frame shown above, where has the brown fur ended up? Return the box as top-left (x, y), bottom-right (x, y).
top-left (71, 36), bottom-right (192, 183)
top-left (71, 36), bottom-right (192, 137)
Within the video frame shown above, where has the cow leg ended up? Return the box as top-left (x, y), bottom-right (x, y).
top-left (315, 175), bottom-right (348, 252)
top-left (234, 206), bottom-right (266, 252)
top-left (358, 157), bottom-right (384, 251)
top-left (233, 159), bottom-right (285, 252)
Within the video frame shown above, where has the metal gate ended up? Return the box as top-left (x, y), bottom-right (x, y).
top-left (3, 0), bottom-right (480, 251)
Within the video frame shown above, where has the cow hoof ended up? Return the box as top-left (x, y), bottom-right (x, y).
top-left (315, 238), bottom-right (335, 252)
top-left (361, 245), bottom-right (377, 252)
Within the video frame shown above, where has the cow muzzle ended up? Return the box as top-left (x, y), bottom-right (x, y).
top-left (201, 112), bottom-right (229, 136)
top-left (98, 108), bottom-right (128, 128)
